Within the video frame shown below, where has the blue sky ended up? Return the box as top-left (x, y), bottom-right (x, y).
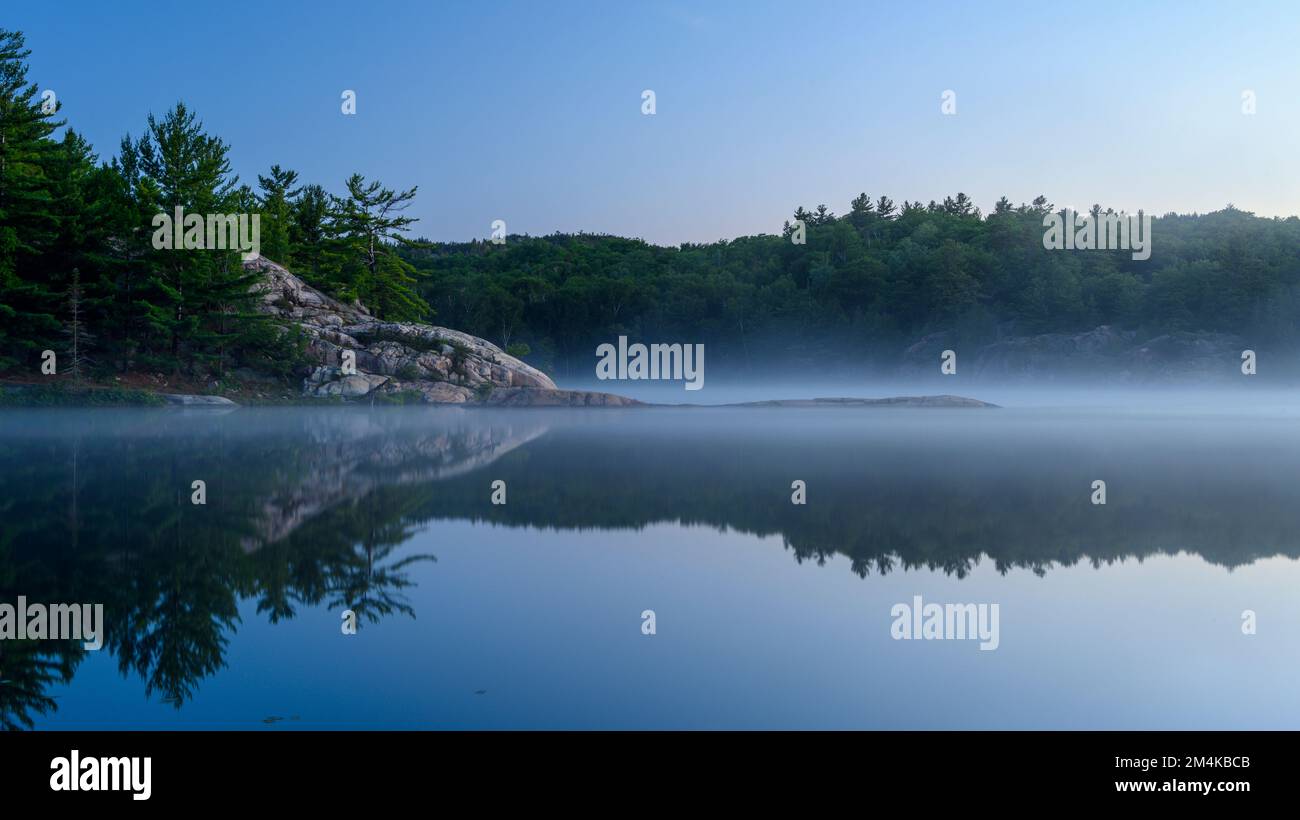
top-left (9, 0), bottom-right (1300, 244)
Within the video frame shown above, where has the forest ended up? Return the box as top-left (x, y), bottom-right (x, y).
top-left (4, 27), bottom-right (1300, 386)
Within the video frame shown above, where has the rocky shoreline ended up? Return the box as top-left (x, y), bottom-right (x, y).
top-left (243, 258), bottom-right (1007, 409)
top-left (0, 381), bottom-right (1000, 409)
top-left (1, 258), bottom-right (1007, 409)
top-left (248, 255), bottom-right (636, 407)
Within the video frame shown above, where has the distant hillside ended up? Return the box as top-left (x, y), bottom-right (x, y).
top-left (399, 203), bottom-right (1300, 379)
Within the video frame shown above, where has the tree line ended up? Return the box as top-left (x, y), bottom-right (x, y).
top-left (0, 29), bottom-right (427, 385)
top-left (5, 27), bottom-right (1300, 385)
top-left (403, 197), bottom-right (1300, 377)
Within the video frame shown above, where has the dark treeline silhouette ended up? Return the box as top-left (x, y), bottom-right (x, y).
top-left (402, 201), bottom-right (1300, 378)
top-left (5, 29), bottom-right (1300, 386)
top-left (0, 29), bottom-right (425, 386)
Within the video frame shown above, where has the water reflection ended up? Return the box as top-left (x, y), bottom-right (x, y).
top-left (2, 405), bottom-right (1299, 728)
top-left (0, 408), bottom-right (538, 728)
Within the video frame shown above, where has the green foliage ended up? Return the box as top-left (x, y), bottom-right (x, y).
top-left (395, 362), bottom-right (422, 381)
top-left (0, 382), bottom-right (165, 406)
top-left (374, 388), bottom-right (424, 405)
top-left (249, 171), bottom-right (433, 322)
top-left (401, 201), bottom-right (1300, 375)
top-left (287, 183), bottom-right (331, 282)
top-left (4, 27), bottom-right (1300, 389)
top-left (319, 174), bottom-right (430, 320)
top-left (256, 164), bottom-right (299, 263)
top-left (0, 31), bottom-right (432, 389)
top-left (0, 29), bottom-right (65, 370)
top-left (124, 102), bottom-right (273, 376)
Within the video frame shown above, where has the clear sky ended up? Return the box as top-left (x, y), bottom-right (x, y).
top-left (9, 0), bottom-right (1300, 245)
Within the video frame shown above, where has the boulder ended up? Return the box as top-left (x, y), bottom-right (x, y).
top-left (247, 255), bottom-right (583, 404)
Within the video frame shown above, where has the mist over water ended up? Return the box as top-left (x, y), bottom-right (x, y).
top-left (3, 398), bottom-right (1298, 728)
top-left (568, 372), bottom-right (1300, 414)
top-left (4, 0), bottom-right (1300, 756)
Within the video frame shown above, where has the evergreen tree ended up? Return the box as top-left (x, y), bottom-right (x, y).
top-left (125, 103), bottom-right (265, 375)
top-left (256, 164), bottom-right (299, 263)
top-left (326, 173), bottom-right (429, 320)
top-left (289, 183), bottom-right (330, 282)
top-left (0, 29), bottom-right (63, 372)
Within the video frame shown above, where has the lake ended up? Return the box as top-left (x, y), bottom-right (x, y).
top-left (2, 399), bottom-right (1298, 729)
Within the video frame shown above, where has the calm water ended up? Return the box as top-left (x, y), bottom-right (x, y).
top-left (2, 402), bottom-right (1299, 729)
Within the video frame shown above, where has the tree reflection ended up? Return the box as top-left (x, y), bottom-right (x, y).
top-left (5, 407), bottom-right (1300, 728)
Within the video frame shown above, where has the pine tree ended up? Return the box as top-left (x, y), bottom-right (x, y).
top-left (124, 102), bottom-right (264, 376)
top-left (0, 29), bottom-right (63, 372)
top-left (97, 135), bottom-right (163, 363)
top-left (326, 173), bottom-right (429, 320)
top-left (256, 164), bottom-right (299, 263)
top-left (289, 183), bottom-right (330, 282)
top-left (848, 192), bottom-right (874, 229)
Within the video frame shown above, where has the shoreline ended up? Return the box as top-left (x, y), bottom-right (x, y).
top-left (0, 381), bottom-right (997, 409)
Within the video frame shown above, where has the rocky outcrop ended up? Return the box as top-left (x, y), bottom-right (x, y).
top-left (478, 387), bottom-right (642, 407)
top-left (247, 255), bottom-right (634, 404)
top-left (903, 325), bottom-right (1245, 381)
